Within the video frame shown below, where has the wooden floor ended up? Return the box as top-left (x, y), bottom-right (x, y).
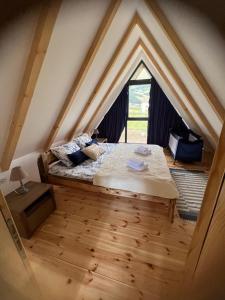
top-left (23, 186), bottom-right (195, 300)
top-left (164, 148), bottom-right (213, 172)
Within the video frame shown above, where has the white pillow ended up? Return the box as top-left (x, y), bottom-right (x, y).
top-left (73, 133), bottom-right (92, 149)
top-left (82, 144), bottom-right (105, 161)
top-left (51, 142), bottom-right (80, 167)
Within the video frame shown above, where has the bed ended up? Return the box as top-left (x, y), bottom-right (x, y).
top-left (38, 143), bottom-right (178, 223)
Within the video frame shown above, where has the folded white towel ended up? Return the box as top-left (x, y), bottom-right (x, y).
top-left (127, 162), bottom-right (148, 171)
top-left (127, 158), bottom-right (148, 171)
top-left (127, 158), bottom-right (144, 168)
top-left (134, 146), bottom-right (151, 156)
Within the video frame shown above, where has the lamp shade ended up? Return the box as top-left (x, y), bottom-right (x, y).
top-left (10, 166), bottom-right (28, 182)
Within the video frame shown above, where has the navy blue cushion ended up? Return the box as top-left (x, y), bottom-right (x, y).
top-left (85, 139), bottom-right (98, 147)
top-left (67, 150), bottom-right (89, 166)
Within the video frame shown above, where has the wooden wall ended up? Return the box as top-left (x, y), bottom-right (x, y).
top-left (181, 121), bottom-right (225, 299)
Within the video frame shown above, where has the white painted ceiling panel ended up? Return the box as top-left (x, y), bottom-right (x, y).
top-left (157, 0), bottom-right (225, 107)
top-left (0, 7), bottom-right (40, 159)
top-left (138, 0), bottom-right (222, 134)
top-left (80, 49), bottom-right (144, 132)
top-left (85, 55), bottom-right (143, 132)
top-left (56, 0), bottom-right (139, 141)
top-left (0, 0), bottom-right (224, 167)
top-left (15, 0), bottom-right (110, 157)
top-left (75, 29), bottom-right (143, 133)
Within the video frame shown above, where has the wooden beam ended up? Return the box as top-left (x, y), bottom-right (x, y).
top-left (45, 0), bottom-right (122, 150)
top-left (84, 14), bottom-right (216, 145)
top-left (136, 14), bottom-right (218, 144)
top-left (145, 0), bottom-right (225, 122)
top-left (84, 40), bottom-right (142, 132)
top-left (0, 0), bottom-right (62, 171)
top-left (182, 120), bottom-right (225, 294)
top-left (140, 41), bottom-right (211, 146)
top-left (79, 13), bottom-right (217, 144)
top-left (85, 39), bottom-right (209, 147)
top-left (67, 13), bottom-right (138, 140)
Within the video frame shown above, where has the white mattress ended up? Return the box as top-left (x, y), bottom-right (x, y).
top-left (48, 143), bottom-right (116, 182)
top-left (94, 144), bottom-right (179, 199)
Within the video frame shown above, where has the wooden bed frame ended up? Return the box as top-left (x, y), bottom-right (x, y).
top-left (38, 150), bottom-right (176, 223)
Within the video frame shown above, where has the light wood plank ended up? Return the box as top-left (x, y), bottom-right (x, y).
top-left (0, 0), bottom-right (62, 171)
top-left (85, 38), bottom-right (210, 147)
top-left (23, 185), bottom-right (195, 300)
top-left (44, 0), bottom-right (122, 150)
top-left (25, 253), bottom-right (158, 300)
top-left (47, 173), bottom-right (172, 205)
top-left (182, 179), bottom-right (225, 299)
top-left (140, 41), bottom-right (212, 148)
top-left (84, 14), bottom-right (217, 145)
top-left (136, 14), bottom-right (218, 145)
top-left (182, 120), bottom-right (225, 291)
top-left (67, 13), bottom-right (139, 140)
top-left (145, 0), bottom-right (225, 121)
top-left (164, 148), bottom-right (213, 172)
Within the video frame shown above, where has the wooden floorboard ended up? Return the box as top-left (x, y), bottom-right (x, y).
top-left (24, 181), bottom-right (195, 300)
top-left (164, 148), bottom-right (213, 172)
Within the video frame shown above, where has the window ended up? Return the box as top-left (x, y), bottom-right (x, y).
top-left (120, 62), bottom-right (151, 143)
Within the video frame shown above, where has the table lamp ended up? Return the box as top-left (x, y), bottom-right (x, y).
top-left (10, 166), bottom-right (29, 194)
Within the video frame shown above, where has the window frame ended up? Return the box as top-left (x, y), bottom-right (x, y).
top-left (123, 61), bottom-right (152, 143)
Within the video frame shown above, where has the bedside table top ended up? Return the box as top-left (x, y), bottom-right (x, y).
top-left (5, 181), bottom-right (52, 213)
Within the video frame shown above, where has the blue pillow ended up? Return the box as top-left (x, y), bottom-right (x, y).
top-left (67, 150), bottom-right (89, 166)
top-left (85, 139), bottom-right (98, 147)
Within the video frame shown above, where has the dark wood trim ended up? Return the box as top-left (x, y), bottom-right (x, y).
top-left (127, 117), bottom-right (148, 121)
top-left (124, 70), bottom-right (151, 143)
top-left (129, 60), bottom-right (152, 81)
top-left (129, 79), bottom-right (151, 85)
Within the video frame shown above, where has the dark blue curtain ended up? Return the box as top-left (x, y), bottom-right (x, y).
top-left (147, 77), bottom-right (188, 147)
top-left (97, 85), bottom-right (128, 143)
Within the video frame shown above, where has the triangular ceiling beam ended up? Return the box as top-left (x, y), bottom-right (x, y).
top-left (0, 0), bottom-right (62, 171)
top-left (145, 0), bottom-right (225, 122)
top-left (45, 0), bottom-right (122, 150)
top-left (71, 12), bottom-right (217, 144)
top-left (84, 39), bottom-right (210, 148)
top-left (129, 60), bottom-right (151, 80)
top-left (135, 14), bottom-right (217, 143)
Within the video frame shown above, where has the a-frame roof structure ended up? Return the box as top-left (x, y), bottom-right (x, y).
top-left (0, 0), bottom-right (225, 171)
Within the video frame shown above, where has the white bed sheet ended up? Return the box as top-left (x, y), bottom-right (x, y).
top-left (93, 144), bottom-right (179, 199)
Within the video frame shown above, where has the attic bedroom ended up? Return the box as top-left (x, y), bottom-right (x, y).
top-left (0, 1), bottom-right (225, 300)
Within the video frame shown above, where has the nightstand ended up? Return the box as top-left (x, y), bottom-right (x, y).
top-left (6, 181), bottom-right (56, 239)
top-left (97, 137), bottom-right (107, 143)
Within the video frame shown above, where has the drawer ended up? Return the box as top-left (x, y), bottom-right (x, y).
top-left (26, 196), bottom-right (55, 235)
